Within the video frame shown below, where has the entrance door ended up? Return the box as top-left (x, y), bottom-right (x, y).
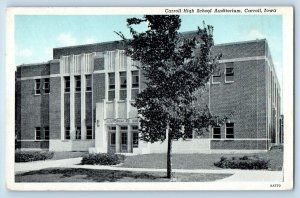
top-left (121, 132), bottom-right (128, 153)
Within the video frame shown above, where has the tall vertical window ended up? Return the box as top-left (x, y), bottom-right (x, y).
top-left (121, 132), bottom-right (128, 145)
top-left (43, 78), bottom-right (50, 93)
top-left (86, 75), bottom-right (92, 91)
top-left (76, 127), bottom-right (81, 139)
top-left (109, 126), bottom-right (116, 146)
top-left (86, 126), bottom-right (93, 139)
top-left (65, 127), bottom-right (70, 140)
top-left (212, 68), bottom-right (221, 84)
top-left (35, 79), bottom-right (41, 95)
top-left (225, 62), bottom-right (234, 83)
top-left (75, 76), bottom-right (81, 92)
top-left (35, 127), bottom-right (41, 140)
top-left (225, 123), bottom-right (234, 139)
top-left (132, 126), bottom-right (139, 148)
top-left (212, 127), bottom-right (221, 139)
top-left (120, 72), bottom-right (127, 100)
top-left (64, 77), bottom-right (70, 93)
top-left (108, 73), bottom-right (115, 101)
top-left (131, 71), bottom-right (139, 99)
top-left (44, 126), bottom-right (49, 140)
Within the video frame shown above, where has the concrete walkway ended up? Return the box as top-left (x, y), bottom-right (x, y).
top-left (15, 157), bottom-right (283, 182)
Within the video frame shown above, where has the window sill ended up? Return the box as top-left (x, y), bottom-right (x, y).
top-left (211, 82), bottom-right (221, 85)
top-left (225, 81), bottom-right (234, 84)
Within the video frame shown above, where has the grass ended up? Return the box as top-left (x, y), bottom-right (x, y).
top-left (51, 151), bottom-right (88, 160)
top-left (121, 148), bottom-right (283, 171)
top-left (15, 168), bottom-right (232, 182)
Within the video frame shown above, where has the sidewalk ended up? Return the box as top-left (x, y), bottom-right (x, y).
top-left (15, 157), bottom-right (283, 182)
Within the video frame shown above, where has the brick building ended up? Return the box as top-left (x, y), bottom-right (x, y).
top-left (15, 35), bottom-right (283, 153)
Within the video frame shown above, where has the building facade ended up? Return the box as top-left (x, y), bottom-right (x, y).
top-left (15, 37), bottom-right (283, 153)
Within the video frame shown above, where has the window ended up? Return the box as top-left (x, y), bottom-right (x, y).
top-left (43, 78), bottom-right (50, 93)
top-left (225, 62), bottom-right (234, 82)
top-left (35, 79), bottom-right (41, 95)
top-left (65, 127), bottom-right (70, 140)
top-left (35, 127), bottom-right (41, 140)
top-left (86, 126), bottom-right (93, 139)
top-left (212, 70), bottom-right (221, 84)
top-left (44, 126), bottom-right (49, 140)
top-left (110, 133), bottom-right (116, 145)
top-left (212, 127), bottom-right (221, 139)
top-left (225, 123), bottom-right (234, 139)
top-left (132, 71), bottom-right (139, 88)
top-left (109, 126), bottom-right (116, 146)
top-left (131, 71), bottom-right (139, 100)
top-left (76, 127), bottom-right (81, 139)
top-left (64, 77), bottom-right (70, 93)
top-left (132, 126), bottom-right (139, 148)
top-left (86, 75), bottom-right (92, 91)
top-left (121, 133), bottom-right (127, 145)
top-left (75, 76), bottom-right (81, 92)
top-left (120, 72), bottom-right (127, 100)
top-left (108, 73), bottom-right (115, 101)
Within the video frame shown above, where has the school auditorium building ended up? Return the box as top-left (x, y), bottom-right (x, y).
top-left (15, 33), bottom-right (283, 153)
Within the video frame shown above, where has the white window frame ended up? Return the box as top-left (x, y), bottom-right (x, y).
top-left (225, 63), bottom-right (234, 83)
top-left (35, 127), bottom-right (41, 140)
top-left (212, 127), bottom-right (221, 139)
top-left (34, 79), bottom-right (41, 95)
top-left (225, 123), bottom-right (234, 139)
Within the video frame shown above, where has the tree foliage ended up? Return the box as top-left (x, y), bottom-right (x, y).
top-left (116, 15), bottom-right (230, 143)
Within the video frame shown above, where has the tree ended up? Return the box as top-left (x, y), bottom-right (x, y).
top-left (116, 15), bottom-right (229, 179)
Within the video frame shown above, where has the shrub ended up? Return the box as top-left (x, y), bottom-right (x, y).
top-left (214, 155), bottom-right (269, 170)
top-left (15, 151), bottom-right (54, 162)
top-left (81, 153), bottom-right (125, 165)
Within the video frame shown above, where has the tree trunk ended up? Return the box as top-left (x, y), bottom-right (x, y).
top-left (166, 124), bottom-right (173, 179)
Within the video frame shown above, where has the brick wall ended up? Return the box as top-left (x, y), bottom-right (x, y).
top-left (49, 77), bottom-right (61, 139)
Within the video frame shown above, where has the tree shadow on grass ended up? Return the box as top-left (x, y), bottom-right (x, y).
top-left (16, 168), bottom-right (166, 182)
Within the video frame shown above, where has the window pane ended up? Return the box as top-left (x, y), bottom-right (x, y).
top-left (65, 127), bottom-right (70, 140)
top-left (65, 77), bottom-right (70, 92)
top-left (108, 90), bottom-right (115, 101)
top-left (86, 75), bottom-right (92, 91)
top-left (110, 133), bottom-right (116, 145)
top-left (121, 133), bottom-right (127, 145)
top-left (213, 127), bottom-right (221, 139)
top-left (133, 132), bottom-right (139, 147)
top-left (225, 63), bottom-right (234, 82)
top-left (35, 79), bottom-right (41, 94)
top-left (44, 127), bottom-right (49, 140)
top-left (109, 73), bottom-right (115, 90)
top-left (120, 72), bottom-right (127, 88)
top-left (132, 71), bottom-right (139, 88)
top-left (120, 90), bottom-right (127, 100)
top-left (35, 127), bottom-right (41, 140)
top-left (226, 123), bottom-right (234, 139)
top-left (131, 89), bottom-right (139, 100)
top-left (75, 76), bottom-right (81, 91)
top-left (86, 126), bottom-right (93, 139)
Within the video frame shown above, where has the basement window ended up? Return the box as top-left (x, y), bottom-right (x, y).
top-left (35, 127), bottom-right (41, 140)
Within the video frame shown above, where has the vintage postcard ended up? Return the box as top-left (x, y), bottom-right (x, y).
top-left (6, 7), bottom-right (294, 191)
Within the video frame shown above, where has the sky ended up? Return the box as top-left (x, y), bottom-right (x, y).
top-left (15, 14), bottom-right (282, 85)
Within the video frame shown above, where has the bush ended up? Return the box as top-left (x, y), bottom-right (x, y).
top-left (81, 153), bottom-right (125, 165)
top-left (15, 151), bottom-right (54, 162)
top-left (214, 155), bottom-right (269, 170)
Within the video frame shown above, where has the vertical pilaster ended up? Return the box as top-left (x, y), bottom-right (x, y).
top-left (115, 50), bottom-right (120, 101)
top-left (116, 125), bottom-right (121, 153)
top-left (70, 55), bottom-right (76, 140)
top-left (127, 125), bottom-right (132, 153)
top-left (81, 54), bottom-right (87, 140)
top-left (60, 57), bottom-right (65, 140)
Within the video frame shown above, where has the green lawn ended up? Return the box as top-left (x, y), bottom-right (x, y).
top-left (51, 151), bottom-right (88, 160)
top-left (15, 168), bottom-right (232, 182)
top-left (121, 148), bottom-right (283, 171)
